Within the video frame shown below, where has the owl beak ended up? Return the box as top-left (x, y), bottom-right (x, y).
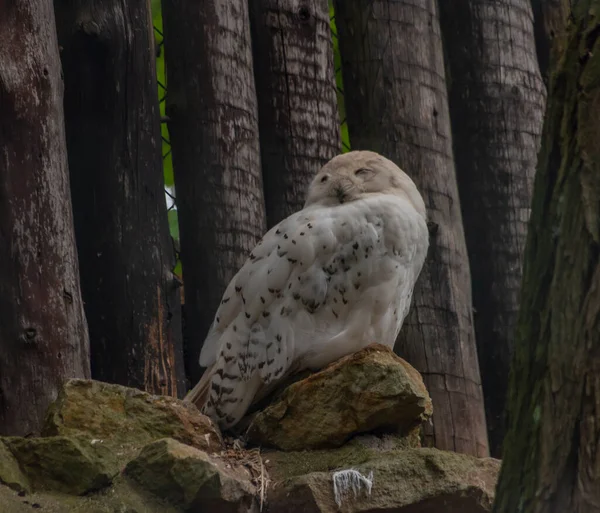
top-left (335, 186), bottom-right (346, 203)
top-left (333, 178), bottom-right (354, 204)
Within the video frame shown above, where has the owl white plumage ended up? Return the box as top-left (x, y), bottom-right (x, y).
top-left (184, 151), bottom-right (429, 429)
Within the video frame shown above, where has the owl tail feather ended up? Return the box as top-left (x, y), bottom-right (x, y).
top-left (183, 365), bottom-right (214, 412)
top-left (183, 363), bottom-right (297, 430)
top-left (183, 364), bottom-right (260, 430)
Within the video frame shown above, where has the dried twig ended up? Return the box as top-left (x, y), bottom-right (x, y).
top-left (259, 448), bottom-right (266, 512)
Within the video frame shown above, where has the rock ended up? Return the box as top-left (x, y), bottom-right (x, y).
top-left (0, 474), bottom-right (180, 513)
top-left (246, 344), bottom-right (432, 450)
top-left (0, 439), bottom-right (30, 493)
top-left (125, 438), bottom-right (258, 512)
top-left (0, 372), bottom-right (500, 513)
top-left (2, 436), bottom-right (115, 495)
top-left (266, 447), bottom-right (500, 513)
top-left (43, 379), bottom-right (222, 459)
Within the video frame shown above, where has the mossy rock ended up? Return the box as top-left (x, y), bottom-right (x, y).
top-left (0, 439), bottom-right (30, 493)
top-left (267, 447), bottom-right (500, 513)
top-left (2, 435), bottom-right (117, 495)
top-left (0, 474), bottom-right (179, 513)
top-left (247, 344), bottom-right (432, 451)
top-left (264, 433), bottom-right (418, 480)
top-left (43, 379), bottom-right (221, 466)
top-left (0, 373), bottom-right (499, 513)
top-left (125, 438), bottom-right (257, 512)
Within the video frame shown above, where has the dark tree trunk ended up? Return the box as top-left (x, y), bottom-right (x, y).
top-left (438, 0), bottom-right (546, 458)
top-left (531, 0), bottom-right (570, 84)
top-left (0, 0), bottom-right (90, 435)
top-left (333, 0), bottom-right (489, 457)
top-left (494, 3), bottom-right (600, 511)
top-left (161, 0), bottom-right (267, 384)
top-left (249, 0), bottom-right (341, 227)
top-left (54, 0), bottom-right (186, 398)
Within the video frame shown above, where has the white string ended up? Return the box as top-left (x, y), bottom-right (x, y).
top-left (332, 468), bottom-right (374, 507)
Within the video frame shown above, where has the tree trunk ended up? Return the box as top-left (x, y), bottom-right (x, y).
top-left (438, 0), bottom-right (546, 458)
top-left (248, 0), bottom-right (341, 227)
top-left (531, 0), bottom-right (570, 84)
top-left (0, 0), bottom-right (90, 435)
top-left (54, 0), bottom-right (186, 398)
top-left (494, 3), bottom-right (600, 511)
top-left (333, 0), bottom-right (489, 457)
top-left (161, 0), bottom-right (267, 384)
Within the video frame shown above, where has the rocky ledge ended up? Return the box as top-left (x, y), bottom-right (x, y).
top-left (0, 344), bottom-right (499, 512)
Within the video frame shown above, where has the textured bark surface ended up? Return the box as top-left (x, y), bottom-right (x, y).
top-left (531, 0), bottom-right (571, 83)
top-left (54, 0), bottom-right (186, 398)
top-left (0, 0), bottom-right (90, 435)
top-left (494, 4), bottom-right (600, 512)
top-left (249, 0), bottom-right (341, 227)
top-left (333, 0), bottom-right (488, 457)
top-left (438, 0), bottom-right (546, 458)
top-left (162, 0), bottom-right (267, 383)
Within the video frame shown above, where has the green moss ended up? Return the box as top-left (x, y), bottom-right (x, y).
top-left (0, 475), bottom-right (179, 513)
top-left (268, 447), bottom-right (499, 512)
top-left (266, 439), bottom-right (380, 479)
top-left (0, 440), bottom-right (30, 493)
top-left (43, 379), bottom-right (220, 460)
top-left (125, 438), bottom-right (255, 511)
top-left (3, 436), bottom-right (116, 495)
top-left (125, 438), bottom-right (220, 507)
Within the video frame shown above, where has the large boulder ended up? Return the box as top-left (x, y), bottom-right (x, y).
top-left (125, 438), bottom-right (258, 512)
top-left (44, 379), bottom-right (222, 458)
top-left (1, 435), bottom-right (115, 495)
top-left (246, 344), bottom-right (432, 450)
top-left (266, 447), bottom-right (500, 513)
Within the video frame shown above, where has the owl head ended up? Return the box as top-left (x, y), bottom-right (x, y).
top-left (305, 151), bottom-right (426, 219)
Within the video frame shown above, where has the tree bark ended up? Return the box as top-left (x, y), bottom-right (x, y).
top-left (494, 3), bottom-right (600, 511)
top-left (0, 0), bottom-right (90, 435)
top-left (54, 0), bottom-right (186, 398)
top-left (438, 0), bottom-right (546, 458)
top-left (161, 0), bottom-right (267, 384)
top-left (531, 0), bottom-right (570, 84)
top-left (333, 0), bottom-right (489, 457)
top-left (248, 0), bottom-right (341, 227)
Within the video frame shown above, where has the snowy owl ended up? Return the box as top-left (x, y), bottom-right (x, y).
top-left (185, 151), bottom-right (429, 429)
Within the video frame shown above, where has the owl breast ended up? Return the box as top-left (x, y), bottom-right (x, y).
top-left (290, 195), bottom-right (428, 369)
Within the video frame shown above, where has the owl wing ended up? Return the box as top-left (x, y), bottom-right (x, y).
top-left (186, 206), bottom-right (336, 426)
top-left (198, 207), bottom-right (325, 368)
